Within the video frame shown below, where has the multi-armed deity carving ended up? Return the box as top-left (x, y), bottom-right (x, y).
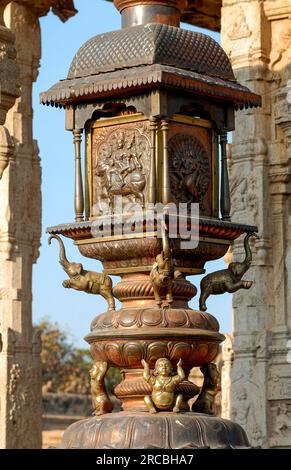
top-left (49, 234), bottom-right (115, 311)
top-left (93, 126), bottom-right (149, 214)
top-left (168, 134), bottom-right (211, 212)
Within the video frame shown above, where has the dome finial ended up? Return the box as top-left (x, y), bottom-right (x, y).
top-left (114, 0), bottom-right (188, 28)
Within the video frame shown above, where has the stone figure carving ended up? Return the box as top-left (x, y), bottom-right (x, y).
top-left (199, 232), bottom-right (258, 312)
top-left (49, 234), bottom-right (115, 311)
top-left (228, 7), bottom-right (251, 40)
top-left (94, 129), bottom-right (147, 213)
top-left (8, 363), bottom-right (21, 423)
top-left (168, 134), bottom-right (211, 212)
top-left (272, 403), bottom-right (291, 437)
top-left (230, 175), bottom-right (258, 224)
top-left (90, 361), bottom-right (113, 416)
top-left (150, 221), bottom-right (182, 308)
top-left (192, 363), bottom-right (220, 414)
top-left (142, 358), bottom-right (185, 413)
top-left (232, 388), bottom-right (251, 428)
top-left (269, 22), bottom-right (291, 71)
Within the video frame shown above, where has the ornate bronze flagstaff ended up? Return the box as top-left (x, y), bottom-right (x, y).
top-left (41, 0), bottom-right (261, 449)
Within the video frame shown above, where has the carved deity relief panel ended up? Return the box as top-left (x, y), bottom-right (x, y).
top-left (222, 4), bottom-right (252, 60)
top-left (230, 168), bottom-right (258, 226)
top-left (269, 401), bottom-right (291, 448)
top-left (168, 120), bottom-right (213, 216)
top-left (268, 366), bottom-right (291, 401)
top-left (90, 118), bottom-right (150, 216)
top-left (230, 362), bottom-right (265, 447)
top-left (269, 17), bottom-right (291, 73)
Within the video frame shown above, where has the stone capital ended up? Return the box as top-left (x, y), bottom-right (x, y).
top-left (12, 0), bottom-right (77, 21)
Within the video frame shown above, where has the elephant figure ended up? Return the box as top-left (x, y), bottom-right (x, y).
top-left (90, 361), bottom-right (113, 416)
top-left (48, 234), bottom-right (115, 311)
top-left (199, 232), bottom-right (258, 312)
top-left (191, 363), bottom-right (220, 414)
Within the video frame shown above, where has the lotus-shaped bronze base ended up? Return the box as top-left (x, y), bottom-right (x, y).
top-left (60, 412), bottom-right (250, 449)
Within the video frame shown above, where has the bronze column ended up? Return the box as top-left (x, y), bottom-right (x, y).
top-left (220, 130), bottom-right (231, 220)
top-left (148, 117), bottom-right (157, 204)
top-left (73, 128), bottom-right (84, 222)
top-left (161, 119), bottom-right (171, 205)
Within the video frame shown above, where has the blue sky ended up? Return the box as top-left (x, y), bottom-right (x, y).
top-left (32, 0), bottom-right (232, 346)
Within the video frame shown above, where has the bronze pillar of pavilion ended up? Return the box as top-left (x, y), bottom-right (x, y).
top-left (41, 0), bottom-right (261, 449)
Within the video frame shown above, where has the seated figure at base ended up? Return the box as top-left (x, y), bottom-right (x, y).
top-left (142, 358), bottom-right (185, 413)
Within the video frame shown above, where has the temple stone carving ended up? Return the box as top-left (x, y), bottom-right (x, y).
top-left (0, 0), bottom-right (76, 449)
top-left (0, 0), bottom-right (290, 449)
top-left (221, 0), bottom-right (291, 449)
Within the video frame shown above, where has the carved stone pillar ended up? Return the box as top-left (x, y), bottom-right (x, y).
top-left (0, 0), bottom-right (77, 449)
top-left (0, 1), bottom-right (42, 449)
top-left (221, 0), bottom-right (291, 449)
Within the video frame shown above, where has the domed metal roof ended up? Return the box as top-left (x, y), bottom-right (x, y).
top-left (40, 22), bottom-right (261, 109)
top-left (68, 23), bottom-right (235, 82)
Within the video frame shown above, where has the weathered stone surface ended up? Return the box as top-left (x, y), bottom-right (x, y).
top-left (0, 0), bottom-right (76, 449)
top-left (43, 393), bottom-right (93, 417)
top-left (221, 0), bottom-right (291, 449)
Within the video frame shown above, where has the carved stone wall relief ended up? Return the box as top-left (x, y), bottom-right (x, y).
top-left (7, 361), bottom-right (42, 448)
top-left (230, 173), bottom-right (258, 225)
top-left (228, 6), bottom-right (251, 41)
top-left (269, 17), bottom-right (291, 72)
top-left (269, 402), bottom-right (291, 448)
top-left (230, 365), bottom-right (264, 447)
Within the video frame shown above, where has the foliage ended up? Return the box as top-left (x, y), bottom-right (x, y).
top-left (37, 319), bottom-right (121, 395)
top-left (38, 319), bottom-right (91, 394)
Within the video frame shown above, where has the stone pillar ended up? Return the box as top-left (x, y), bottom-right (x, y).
top-left (0, 0), bottom-right (77, 449)
top-left (0, 1), bottom-right (42, 449)
top-left (221, 0), bottom-right (291, 448)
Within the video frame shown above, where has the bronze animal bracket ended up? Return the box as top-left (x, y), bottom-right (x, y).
top-left (48, 234), bottom-right (116, 311)
top-left (199, 232), bottom-right (259, 312)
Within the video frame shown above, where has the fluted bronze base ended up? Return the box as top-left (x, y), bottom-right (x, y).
top-left (60, 412), bottom-right (250, 449)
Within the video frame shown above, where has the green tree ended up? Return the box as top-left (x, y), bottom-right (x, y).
top-left (37, 319), bottom-right (121, 395)
top-left (38, 320), bottom-right (92, 394)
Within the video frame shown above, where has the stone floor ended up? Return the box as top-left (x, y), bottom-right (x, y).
top-left (42, 415), bottom-right (85, 448)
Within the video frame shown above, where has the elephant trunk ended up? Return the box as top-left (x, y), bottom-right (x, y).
top-left (242, 232), bottom-right (257, 269)
top-left (48, 234), bottom-right (71, 271)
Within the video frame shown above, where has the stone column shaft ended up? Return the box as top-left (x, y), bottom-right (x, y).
top-left (0, 2), bottom-right (42, 449)
top-left (221, 0), bottom-right (291, 449)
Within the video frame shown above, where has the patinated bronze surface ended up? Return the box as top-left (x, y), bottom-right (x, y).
top-left (43, 0), bottom-right (259, 449)
top-left (60, 412), bottom-right (250, 449)
top-left (142, 358), bottom-right (185, 413)
top-left (91, 119), bottom-right (150, 215)
top-left (49, 234), bottom-right (115, 311)
top-left (192, 363), bottom-right (220, 414)
top-left (90, 361), bottom-right (113, 416)
top-left (109, 0), bottom-right (222, 32)
top-left (67, 23), bottom-right (234, 81)
top-left (199, 233), bottom-right (258, 312)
